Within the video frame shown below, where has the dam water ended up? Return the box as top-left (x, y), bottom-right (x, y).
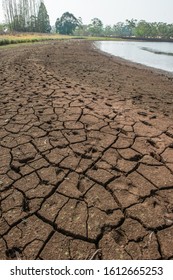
top-left (95, 41), bottom-right (173, 73)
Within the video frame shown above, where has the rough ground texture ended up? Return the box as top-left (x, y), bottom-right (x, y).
top-left (0, 40), bottom-right (173, 260)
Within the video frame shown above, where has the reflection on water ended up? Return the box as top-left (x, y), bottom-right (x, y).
top-left (95, 41), bottom-right (173, 73)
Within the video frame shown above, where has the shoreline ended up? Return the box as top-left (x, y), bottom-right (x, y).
top-left (118, 36), bottom-right (173, 43)
top-left (1, 39), bottom-right (171, 116)
top-left (93, 41), bottom-right (173, 79)
top-left (43, 40), bottom-right (173, 117)
top-left (1, 38), bottom-right (173, 78)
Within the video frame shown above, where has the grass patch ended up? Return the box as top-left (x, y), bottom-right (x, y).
top-left (0, 33), bottom-right (122, 47)
top-left (85, 36), bottom-right (123, 41)
top-left (0, 33), bottom-right (74, 46)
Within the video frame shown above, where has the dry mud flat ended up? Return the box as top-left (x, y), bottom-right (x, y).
top-left (0, 40), bottom-right (173, 260)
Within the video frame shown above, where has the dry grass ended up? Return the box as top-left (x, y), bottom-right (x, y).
top-left (0, 33), bottom-right (74, 46)
top-left (0, 32), bottom-right (121, 46)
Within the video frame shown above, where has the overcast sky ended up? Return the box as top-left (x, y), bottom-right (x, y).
top-left (0, 0), bottom-right (173, 26)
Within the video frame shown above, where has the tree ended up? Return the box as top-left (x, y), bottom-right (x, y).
top-left (104, 25), bottom-right (113, 36)
top-left (37, 1), bottom-right (51, 33)
top-left (125, 19), bottom-right (137, 36)
top-left (113, 22), bottom-right (125, 36)
top-left (74, 25), bottom-right (90, 36)
top-left (166, 24), bottom-right (173, 39)
top-left (2, 0), bottom-right (50, 33)
top-left (55, 12), bottom-right (79, 35)
top-left (2, 0), bottom-right (16, 30)
top-left (134, 20), bottom-right (152, 37)
top-left (28, 15), bottom-right (38, 32)
top-left (88, 18), bottom-right (103, 36)
top-left (0, 23), bottom-right (7, 34)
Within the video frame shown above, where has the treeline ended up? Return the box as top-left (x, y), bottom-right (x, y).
top-left (1, 2), bottom-right (173, 39)
top-left (2, 0), bottom-right (51, 32)
top-left (74, 18), bottom-right (173, 39)
top-left (54, 14), bottom-right (173, 39)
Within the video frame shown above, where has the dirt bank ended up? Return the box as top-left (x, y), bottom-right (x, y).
top-left (0, 40), bottom-right (173, 260)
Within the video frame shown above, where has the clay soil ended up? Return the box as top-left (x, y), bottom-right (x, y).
top-left (0, 40), bottom-right (173, 260)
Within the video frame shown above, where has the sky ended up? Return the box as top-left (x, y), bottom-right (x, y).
top-left (0, 0), bottom-right (173, 26)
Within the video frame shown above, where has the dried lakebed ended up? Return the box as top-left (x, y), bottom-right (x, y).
top-left (0, 40), bottom-right (173, 260)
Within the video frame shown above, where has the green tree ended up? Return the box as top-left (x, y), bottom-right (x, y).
top-left (0, 23), bottom-right (6, 34)
top-left (166, 24), bottom-right (173, 39)
top-left (74, 25), bottom-right (90, 36)
top-left (125, 19), bottom-right (137, 36)
top-left (88, 18), bottom-right (103, 36)
top-left (55, 12), bottom-right (79, 35)
top-left (104, 25), bottom-right (113, 36)
top-left (37, 1), bottom-right (51, 33)
top-left (113, 22), bottom-right (125, 36)
top-left (156, 22), bottom-right (171, 38)
top-left (28, 15), bottom-right (38, 32)
top-left (149, 22), bottom-right (158, 37)
top-left (135, 20), bottom-right (152, 37)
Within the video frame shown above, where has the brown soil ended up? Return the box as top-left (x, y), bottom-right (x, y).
top-left (0, 40), bottom-right (173, 260)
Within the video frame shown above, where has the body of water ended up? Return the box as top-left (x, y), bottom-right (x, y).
top-left (95, 41), bottom-right (173, 73)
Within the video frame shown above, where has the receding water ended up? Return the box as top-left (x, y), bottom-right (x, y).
top-left (95, 41), bottom-right (173, 73)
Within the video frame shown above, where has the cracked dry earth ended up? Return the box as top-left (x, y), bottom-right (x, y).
top-left (0, 40), bottom-right (173, 260)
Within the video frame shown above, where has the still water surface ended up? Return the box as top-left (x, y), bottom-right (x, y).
top-left (95, 41), bottom-right (173, 73)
